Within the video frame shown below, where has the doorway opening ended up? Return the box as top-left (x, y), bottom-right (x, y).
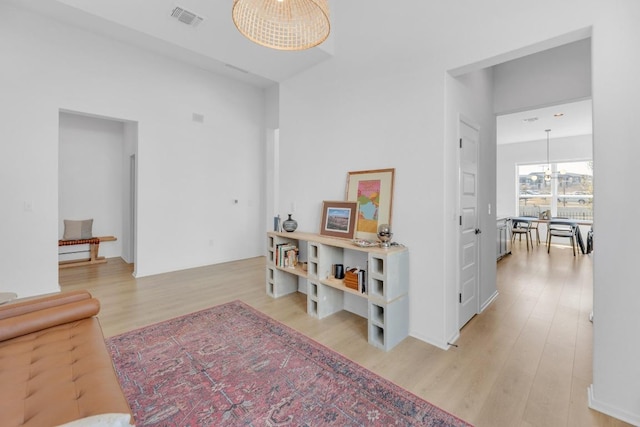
top-left (58, 110), bottom-right (138, 273)
top-left (450, 31), bottom-right (592, 334)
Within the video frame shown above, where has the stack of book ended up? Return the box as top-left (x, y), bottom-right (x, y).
top-left (275, 243), bottom-right (298, 268)
top-left (344, 267), bottom-right (366, 293)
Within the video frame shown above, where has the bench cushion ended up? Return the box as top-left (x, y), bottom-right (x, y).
top-left (63, 219), bottom-right (93, 240)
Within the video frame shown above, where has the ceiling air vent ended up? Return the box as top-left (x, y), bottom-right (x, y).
top-left (170, 6), bottom-right (204, 28)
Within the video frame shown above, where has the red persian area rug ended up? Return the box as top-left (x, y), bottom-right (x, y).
top-left (107, 300), bottom-right (472, 426)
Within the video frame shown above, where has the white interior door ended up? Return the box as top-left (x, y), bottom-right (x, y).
top-left (459, 119), bottom-right (480, 328)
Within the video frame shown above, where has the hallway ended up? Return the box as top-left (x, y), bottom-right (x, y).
top-left (459, 239), bottom-right (603, 425)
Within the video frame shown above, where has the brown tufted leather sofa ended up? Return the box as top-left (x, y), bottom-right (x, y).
top-left (0, 290), bottom-right (133, 426)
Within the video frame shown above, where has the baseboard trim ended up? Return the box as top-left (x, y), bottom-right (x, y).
top-left (445, 331), bottom-right (461, 350)
top-left (480, 290), bottom-right (499, 312)
top-left (588, 384), bottom-right (640, 426)
top-left (409, 330), bottom-right (451, 350)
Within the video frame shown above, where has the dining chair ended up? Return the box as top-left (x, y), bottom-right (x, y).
top-left (521, 216), bottom-right (540, 245)
top-left (510, 218), bottom-right (533, 251)
top-left (546, 219), bottom-right (578, 256)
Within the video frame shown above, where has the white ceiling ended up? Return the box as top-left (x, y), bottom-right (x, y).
top-left (497, 99), bottom-right (593, 144)
top-left (9, 1), bottom-right (592, 143)
top-left (8, 0), bottom-right (335, 88)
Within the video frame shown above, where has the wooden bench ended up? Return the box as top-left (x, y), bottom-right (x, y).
top-left (58, 236), bottom-right (117, 268)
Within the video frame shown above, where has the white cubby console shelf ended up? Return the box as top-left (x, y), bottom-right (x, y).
top-left (266, 231), bottom-right (409, 351)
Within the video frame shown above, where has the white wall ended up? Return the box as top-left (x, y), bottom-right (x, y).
top-left (445, 68), bottom-right (498, 342)
top-left (58, 112), bottom-right (124, 260)
top-left (590, 3), bottom-right (640, 423)
top-left (493, 38), bottom-right (592, 114)
top-left (265, 84), bottom-right (280, 129)
top-left (264, 85), bottom-right (280, 250)
top-left (121, 122), bottom-right (138, 264)
top-left (278, 1), bottom-right (640, 423)
top-left (0, 3), bottom-right (266, 295)
top-left (497, 134), bottom-right (593, 218)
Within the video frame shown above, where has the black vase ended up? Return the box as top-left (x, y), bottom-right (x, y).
top-left (282, 214), bottom-right (298, 232)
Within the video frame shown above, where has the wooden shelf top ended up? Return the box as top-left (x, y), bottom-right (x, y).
top-left (322, 277), bottom-right (367, 298)
top-left (268, 231), bottom-right (407, 254)
top-left (274, 264), bottom-right (307, 278)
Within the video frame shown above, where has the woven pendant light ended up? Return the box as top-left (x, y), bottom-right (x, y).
top-left (232, 0), bottom-right (330, 51)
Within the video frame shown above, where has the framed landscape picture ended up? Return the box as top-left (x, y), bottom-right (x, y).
top-left (346, 168), bottom-right (395, 241)
top-left (320, 201), bottom-right (358, 239)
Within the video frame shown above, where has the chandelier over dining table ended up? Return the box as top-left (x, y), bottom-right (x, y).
top-left (544, 129), bottom-right (567, 182)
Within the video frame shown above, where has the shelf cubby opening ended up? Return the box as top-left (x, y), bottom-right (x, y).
top-left (310, 283), bottom-right (318, 298)
top-left (371, 304), bottom-right (384, 325)
top-left (371, 324), bottom-right (385, 347)
top-left (310, 244), bottom-right (318, 259)
top-left (310, 300), bottom-right (318, 316)
top-left (309, 262), bottom-right (318, 277)
top-left (372, 257), bottom-right (384, 275)
top-left (371, 278), bottom-right (384, 297)
top-left (267, 282), bottom-right (274, 296)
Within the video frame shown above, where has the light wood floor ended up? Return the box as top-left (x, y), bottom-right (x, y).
top-left (59, 242), bottom-right (631, 427)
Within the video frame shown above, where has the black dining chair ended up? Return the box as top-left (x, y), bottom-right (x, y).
top-left (546, 219), bottom-right (578, 256)
top-left (511, 218), bottom-right (533, 251)
top-left (521, 216), bottom-right (540, 245)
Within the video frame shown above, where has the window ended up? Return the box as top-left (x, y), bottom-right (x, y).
top-left (518, 161), bottom-right (593, 220)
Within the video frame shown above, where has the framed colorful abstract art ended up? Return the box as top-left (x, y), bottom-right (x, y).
top-left (345, 168), bottom-right (395, 241)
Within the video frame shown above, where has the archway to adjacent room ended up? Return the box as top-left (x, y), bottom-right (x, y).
top-left (448, 29), bottom-right (593, 333)
top-left (58, 110), bottom-right (138, 274)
